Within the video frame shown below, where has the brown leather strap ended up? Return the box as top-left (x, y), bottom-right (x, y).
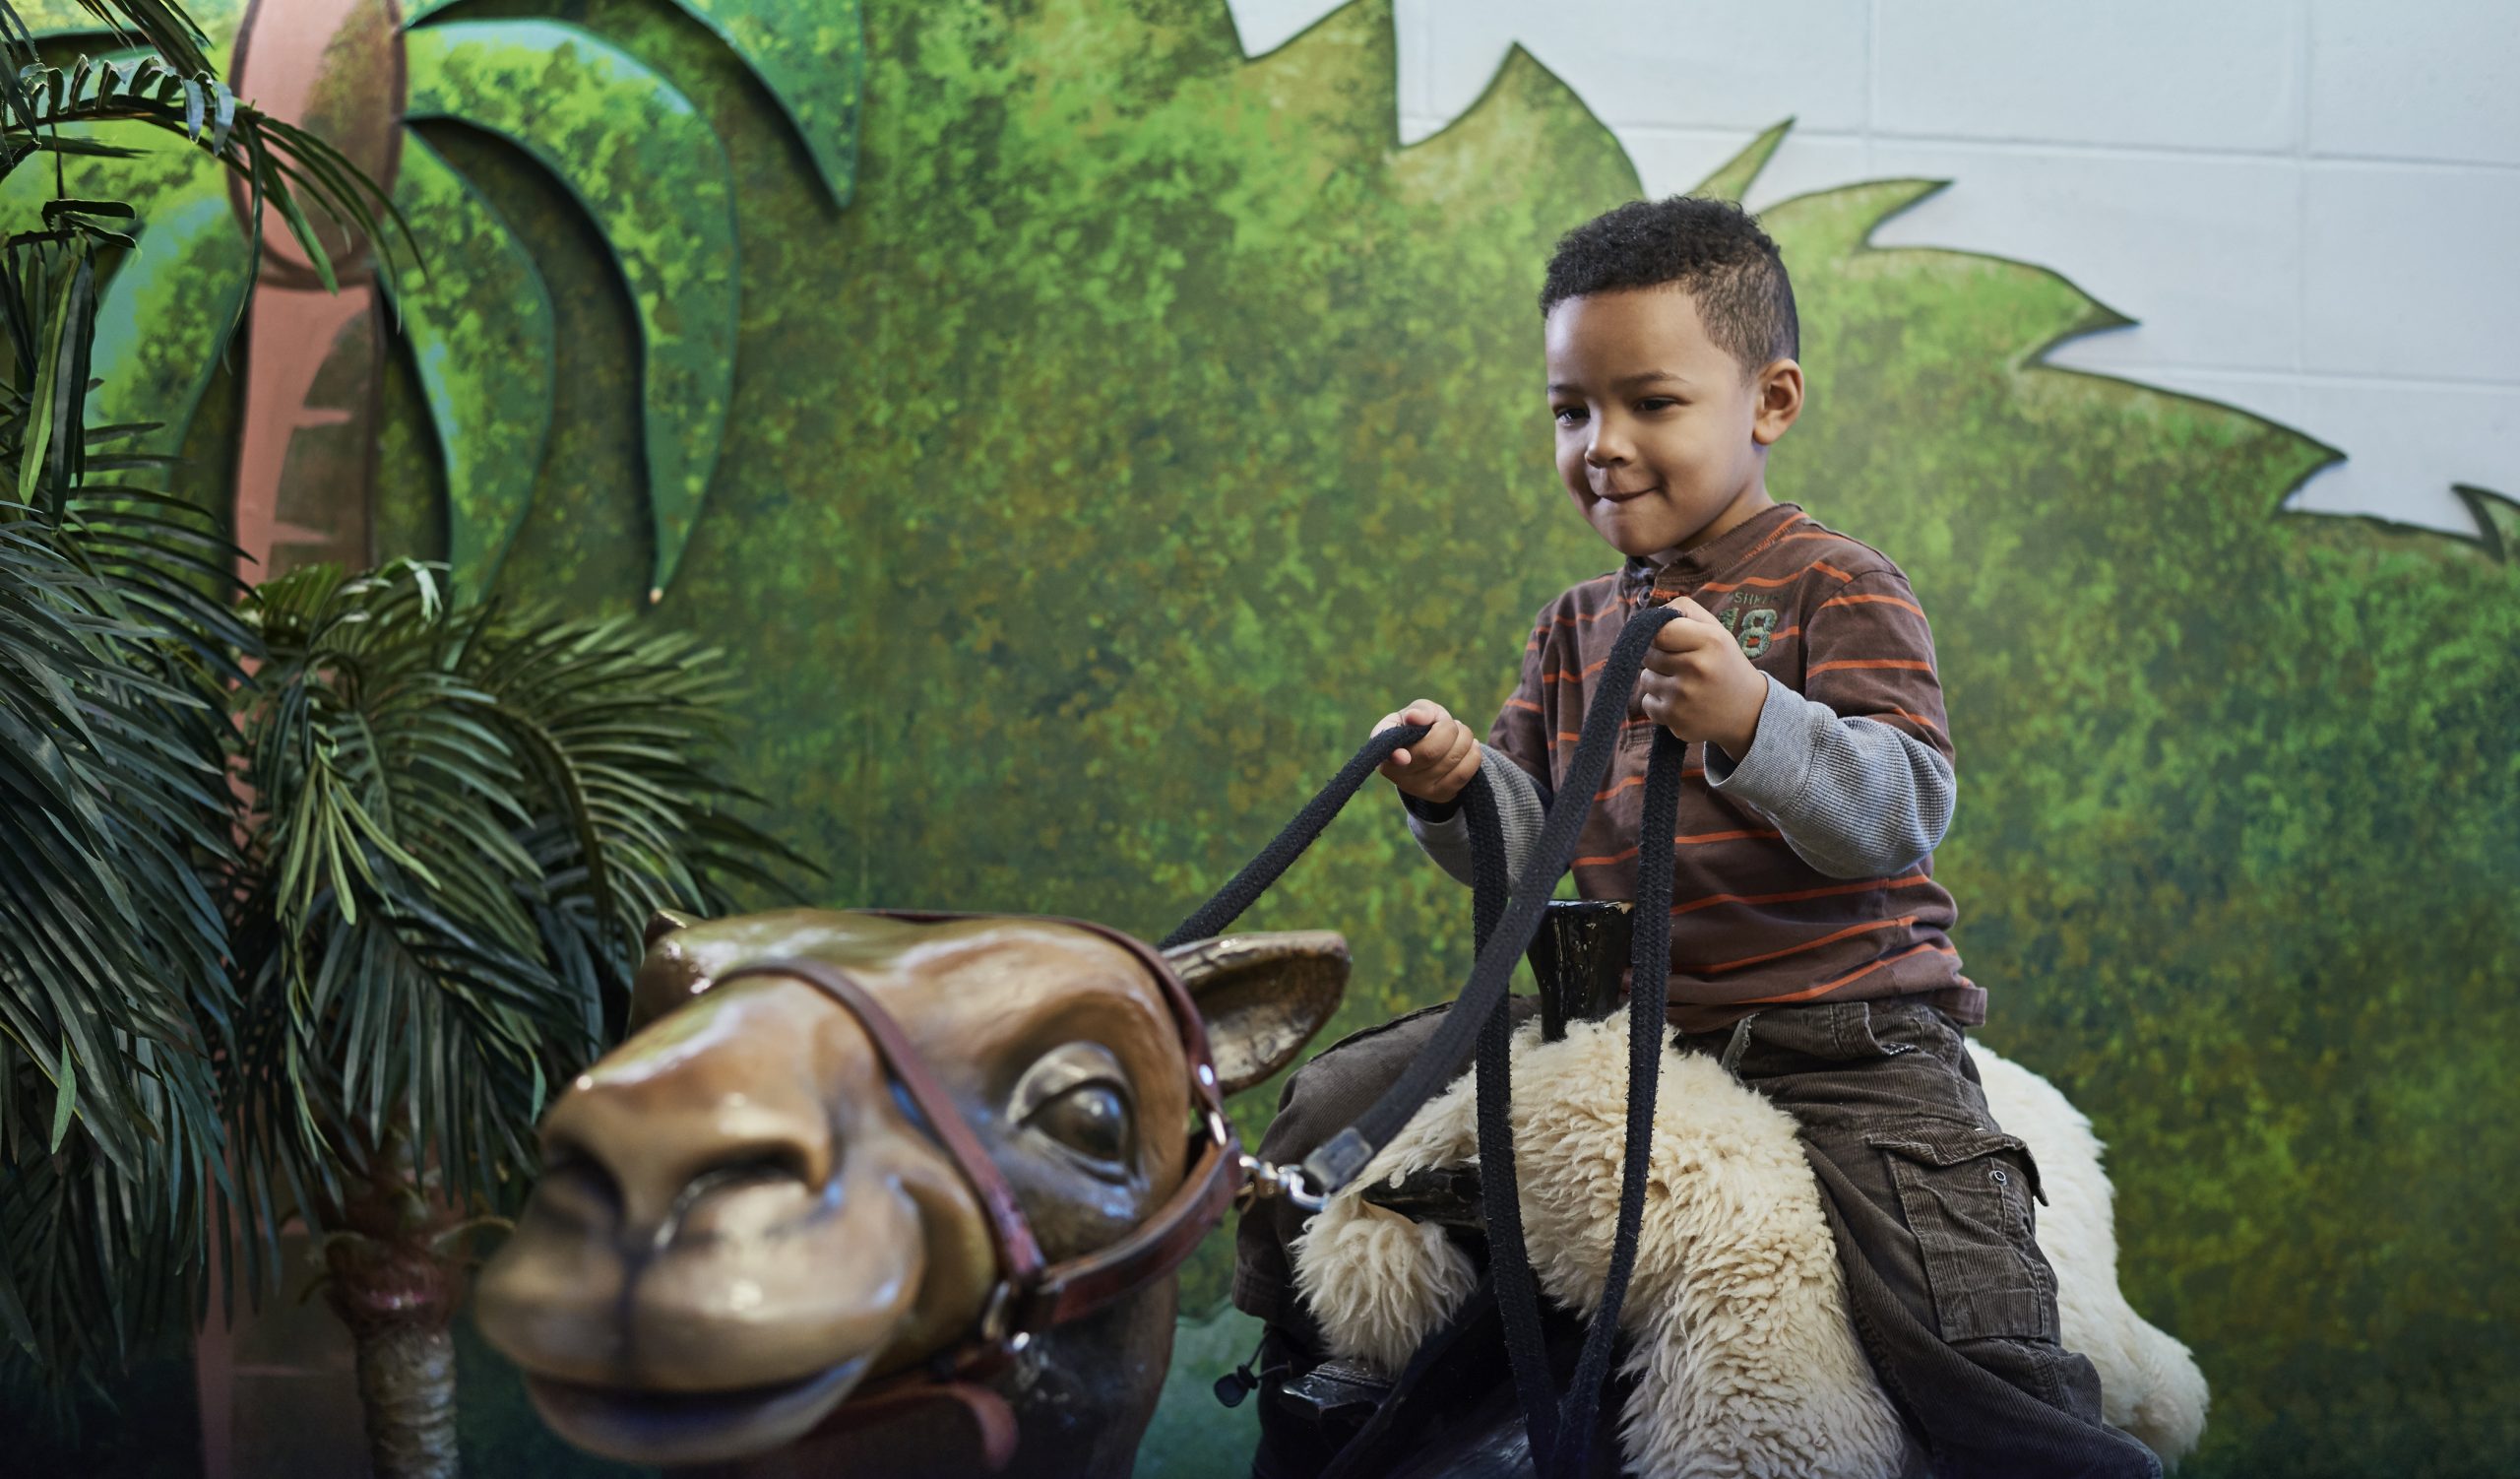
top-left (852, 911), bottom-right (1243, 1334)
top-left (1027, 1129), bottom-right (1240, 1329)
top-left (714, 912), bottom-right (1249, 1363)
top-left (863, 909), bottom-right (1232, 1125)
top-left (716, 958), bottom-right (1047, 1300)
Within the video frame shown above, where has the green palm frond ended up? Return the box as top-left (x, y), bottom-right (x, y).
top-left (0, 482), bottom-right (247, 1374)
top-left (404, 20), bottom-right (735, 600)
top-left (1, 0), bottom-right (229, 76)
top-left (225, 559), bottom-right (805, 1261)
top-left (0, 0), bottom-right (407, 1391)
top-left (0, 55), bottom-right (401, 293)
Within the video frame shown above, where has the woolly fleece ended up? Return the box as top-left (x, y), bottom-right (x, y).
top-left (1291, 1010), bottom-right (2207, 1478)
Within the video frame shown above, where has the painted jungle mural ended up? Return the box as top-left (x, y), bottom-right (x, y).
top-left (7, 0), bottom-right (2515, 1475)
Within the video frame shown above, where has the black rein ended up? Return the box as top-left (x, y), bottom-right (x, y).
top-left (1166, 602), bottom-right (1687, 1479)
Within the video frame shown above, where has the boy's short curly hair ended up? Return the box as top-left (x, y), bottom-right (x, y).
top-left (1540, 196), bottom-right (1799, 373)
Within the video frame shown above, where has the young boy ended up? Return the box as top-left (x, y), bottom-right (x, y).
top-left (1232, 197), bottom-right (2164, 1478)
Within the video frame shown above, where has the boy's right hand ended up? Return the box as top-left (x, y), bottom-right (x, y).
top-left (1373, 700), bottom-right (1481, 804)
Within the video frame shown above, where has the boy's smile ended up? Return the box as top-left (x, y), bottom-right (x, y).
top-left (1544, 287), bottom-right (1803, 562)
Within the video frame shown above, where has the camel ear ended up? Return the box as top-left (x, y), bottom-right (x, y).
top-left (1164, 932), bottom-right (1350, 1096)
top-left (644, 908), bottom-right (705, 949)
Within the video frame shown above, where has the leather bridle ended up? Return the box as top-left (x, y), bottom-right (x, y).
top-left (705, 910), bottom-right (1249, 1468)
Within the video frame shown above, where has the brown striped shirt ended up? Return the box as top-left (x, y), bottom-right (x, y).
top-left (1434, 501), bottom-right (1980, 1032)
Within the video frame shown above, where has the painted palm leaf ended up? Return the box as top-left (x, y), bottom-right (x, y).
top-left (0, 133), bottom-right (244, 463)
top-left (379, 132), bottom-right (553, 594)
top-left (14, 1), bottom-right (864, 601)
top-left (87, 161), bottom-right (251, 459)
top-left (405, 19), bottom-right (736, 598)
top-left (404, 0), bottom-right (861, 208)
top-left (10, 0), bottom-right (244, 62)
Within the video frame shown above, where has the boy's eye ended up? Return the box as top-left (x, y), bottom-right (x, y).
top-left (1552, 406), bottom-right (1587, 426)
top-left (1637, 397), bottom-right (1679, 413)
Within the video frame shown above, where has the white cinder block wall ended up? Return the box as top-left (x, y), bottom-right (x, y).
top-left (1231, 0), bottom-right (2520, 540)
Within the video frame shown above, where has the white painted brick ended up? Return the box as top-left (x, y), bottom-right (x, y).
top-left (2304, 162), bottom-right (2520, 381)
top-left (2133, 369), bottom-right (2308, 438)
top-left (1873, 0), bottom-right (2300, 153)
top-left (2308, 0), bottom-right (2520, 168)
top-left (1418, 0), bottom-right (1870, 134)
top-left (2286, 379), bottom-right (2519, 536)
top-left (1227, 0), bottom-right (1349, 58)
top-left (1871, 143), bottom-right (2303, 374)
top-left (1619, 127), bottom-right (1869, 208)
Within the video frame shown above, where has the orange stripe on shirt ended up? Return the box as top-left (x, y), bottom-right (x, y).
top-left (1504, 697), bottom-right (1544, 714)
top-left (1692, 916), bottom-right (1918, 974)
top-left (1595, 768), bottom-right (1703, 801)
top-left (1738, 941), bottom-right (1956, 1004)
top-left (1543, 657), bottom-right (1612, 684)
top-left (1550, 717), bottom-right (1661, 745)
top-left (1573, 829), bottom-right (1783, 867)
top-left (1670, 871), bottom-right (1934, 917)
top-left (1816, 592), bottom-right (1925, 618)
top-left (1874, 706), bottom-right (1948, 742)
top-left (1808, 659), bottom-right (1934, 676)
top-left (1730, 510), bottom-right (1808, 564)
top-left (1695, 555), bottom-right (1861, 595)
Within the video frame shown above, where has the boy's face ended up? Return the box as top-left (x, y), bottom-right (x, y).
top-left (1544, 287), bottom-right (1801, 560)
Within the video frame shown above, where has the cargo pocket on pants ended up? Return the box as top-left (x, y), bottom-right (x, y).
top-left (1867, 1127), bottom-right (2060, 1343)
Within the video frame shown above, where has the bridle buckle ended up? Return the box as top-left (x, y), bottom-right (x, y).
top-left (977, 1281), bottom-right (1033, 1356)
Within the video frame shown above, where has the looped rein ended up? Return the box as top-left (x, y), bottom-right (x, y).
top-left (702, 604), bottom-right (1682, 1476)
top-left (1164, 602), bottom-right (1687, 1479)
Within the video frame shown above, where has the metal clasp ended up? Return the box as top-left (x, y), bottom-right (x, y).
top-left (1236, 1152), bottom-right (1328, 1212)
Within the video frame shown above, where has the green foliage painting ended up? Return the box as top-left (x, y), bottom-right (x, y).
top-left (29, 0), bottom-right (2520, 1475)
top-left (12, 0), bottom-right (862, 595)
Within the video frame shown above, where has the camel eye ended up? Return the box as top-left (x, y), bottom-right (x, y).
top-left (1009, 1043), bottom-right (1136, 1175)
top-left (1028, 1082), bottom-right (1130, 1168)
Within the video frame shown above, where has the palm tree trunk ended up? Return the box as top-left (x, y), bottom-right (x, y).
top-left (322, 1134), bottom-right (465, 1479)
top-left (349, 1318), bottom-right (460, 1478)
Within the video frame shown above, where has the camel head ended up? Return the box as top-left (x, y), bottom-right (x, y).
top-left (475, 909), bottom-right (1348, 1476)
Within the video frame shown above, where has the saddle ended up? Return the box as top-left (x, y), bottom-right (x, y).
top-left (1254, 903), bottom-right (1638, 1479)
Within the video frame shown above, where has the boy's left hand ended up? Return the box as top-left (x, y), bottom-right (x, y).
top-left (1637, 597), bottom-right (1768, 756)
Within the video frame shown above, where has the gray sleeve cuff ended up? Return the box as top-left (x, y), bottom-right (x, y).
top-left (1404, 743), bottom-right (1545, 888)
top-left (1704, 673), bottom-right (1954, 879)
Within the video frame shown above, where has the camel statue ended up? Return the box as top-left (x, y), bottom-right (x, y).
top-left (477, 908), bottom-right (2206, 1477)
top-left (476, 908), bottom-right (1354, 1478)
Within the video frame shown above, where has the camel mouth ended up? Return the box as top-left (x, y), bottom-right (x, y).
top-left (522, 1356), bottom-right (872, 1465)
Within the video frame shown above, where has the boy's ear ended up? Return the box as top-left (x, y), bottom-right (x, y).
top-left (1752, 357), bottom-right (1804, 446)
top-left (1163, 932), bottom-right (1350, 1095)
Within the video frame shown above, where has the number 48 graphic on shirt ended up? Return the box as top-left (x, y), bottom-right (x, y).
top-left (1720, 603), bottom-right (1782, 659)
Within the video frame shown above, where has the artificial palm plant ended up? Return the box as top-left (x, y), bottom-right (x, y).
top-left (1, 9), bottom-right (801, 1474)
top-left (0, 0), bottom-right (392, 1395)
top-left (222, 557), bottom-right (793, 1476)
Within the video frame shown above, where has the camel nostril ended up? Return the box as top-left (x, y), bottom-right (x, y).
top-left (536, 1143), bottom-right (626, 1230)
top-left (684, 1149), bottom-right (818, 1202)
top-left (658, 1149), bottom-right (826, 1250)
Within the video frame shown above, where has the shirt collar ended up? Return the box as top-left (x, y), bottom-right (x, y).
top-left (1621, 502), bottom-right (1806, 602)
